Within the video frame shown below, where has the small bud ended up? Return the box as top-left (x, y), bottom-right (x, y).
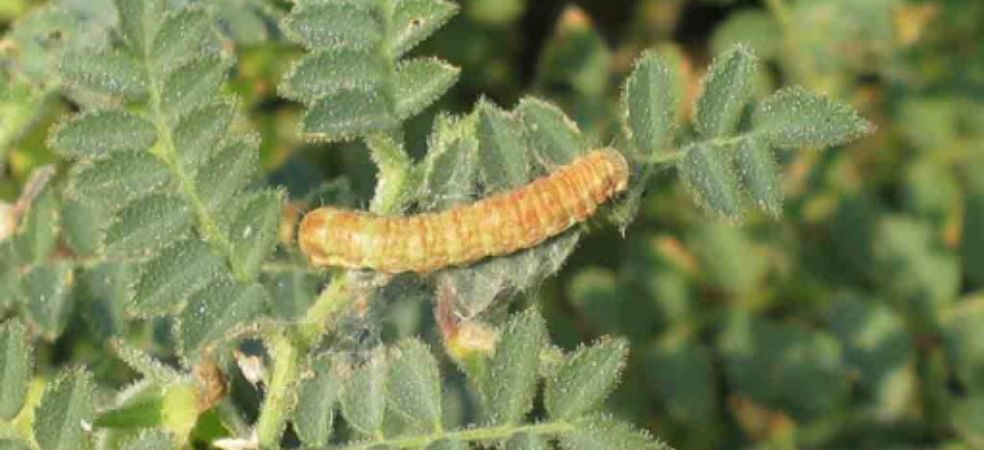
top-left (445, 320), bottom-right (498, 363)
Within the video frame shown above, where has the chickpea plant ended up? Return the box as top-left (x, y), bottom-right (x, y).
top-left (0, 0), bottom-right (871, 449)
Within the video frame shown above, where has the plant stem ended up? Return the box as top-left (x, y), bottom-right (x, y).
top-left (334, 420), bottom-right (575, 450)
top-left (298, 274), bottom-right (352, 348)
top-left (256, 332), bottom-right (301, 449)
top-left (648, 133), bottom-right (756, 166)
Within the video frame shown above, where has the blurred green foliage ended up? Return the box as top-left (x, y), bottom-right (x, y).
top-left (1, 0), bottom-right (982, 449)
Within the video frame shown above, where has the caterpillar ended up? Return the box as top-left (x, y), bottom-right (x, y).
top-left (298, 148), bottom-right (629, 274)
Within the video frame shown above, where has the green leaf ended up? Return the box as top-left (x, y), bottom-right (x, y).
top-left (67, 152), bottom-right (172, 208)
top-left (735, 136), bottom-right (781, 217)
top-left (119, 430), bottom-right (175, 450)
top-left (103, 193), bottom-right (193, 257)
top-left (51, 110), bottom-right (158, 158)
top-left (130, 240), bottom-right (226, 317)
top-left (394, 58), bottom-right (459, 119)
top-left (694, 44), bottom-right (757, 139)
top-left (159, 56), bottom-right (232, 120)
top-left (279, 49), bottom-right (388, 103)
top-left (390, 0), bottom-right (458, 56)
top-left (752, 86), bottom-right (873, 148)
top-left (293, 355), bottom-right (342, 447)
top-left (678, 143), bottom-right (742, 220)
top-left (282, 1), bottom-right (384, 51)
top-left (302, 89), bottom-right (398, 141)
top-left (387, 339), bottom-right (442, 430)
top-left (34, 369), bottom-right (95, 450)
top-left (24, 263), bottom-right (76, 341)
top-left (560, 415), bottom-right (668, 450)
top-left (196, 138), bottom-right (260, 212)
top-left (418, 113), bottom-right (478, 209)
top-left (78, 262), bottom-right (133, 339)
top-left (176, 279), bottom-right (267, 359)
top-left (476, 100), bottom-right (531, 190)
top-left (60, 51), bottom-right (147, 99)
top-left (545, 338), bottom-right (628, 420)
top-left (0, 320), bottom-right (32, 420)
top-left (114, 0), bottom-right (167, 53)
top-left (340, 348), bottom-right (387, 436)
top-left (11, 189), bottom-right (59, 265)
top-left (516, 97), bottom-right (585, 165)
top-left (151, 9), bottom-right (216, 72)
top-left (172, 102), bottom-right (235, 172)
top-left (227, 189), bottom-right (283, 278)
top-left (506, 432), bottom-right (551, 450)
top-left (61, 200), bottom-right (104, 258)
top-left (623, 50), bottom-right (679, 156)
top-left (111, 340), bottom-right (186, 384)
top-left (482, 309), bottom-right (546, 426)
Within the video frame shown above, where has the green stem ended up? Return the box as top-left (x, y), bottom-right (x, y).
top-left (647, 133), bottom-right (757, 166)
top-left (298, 274), bottom-right (353, 348)
top-left (256, 332), bottom-right (302, 449)
top-left (334, 420), bottom-right (575, 450)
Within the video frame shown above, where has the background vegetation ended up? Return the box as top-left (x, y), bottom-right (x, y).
top-left (0, 0), bottom-right (982, 449)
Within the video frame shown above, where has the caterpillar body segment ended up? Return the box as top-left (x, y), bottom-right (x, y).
top-left (299, 149), bottom-right (630, 274)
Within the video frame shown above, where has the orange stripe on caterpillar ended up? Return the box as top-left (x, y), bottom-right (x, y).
top-left (298, 148), bottom-right (629, 274)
